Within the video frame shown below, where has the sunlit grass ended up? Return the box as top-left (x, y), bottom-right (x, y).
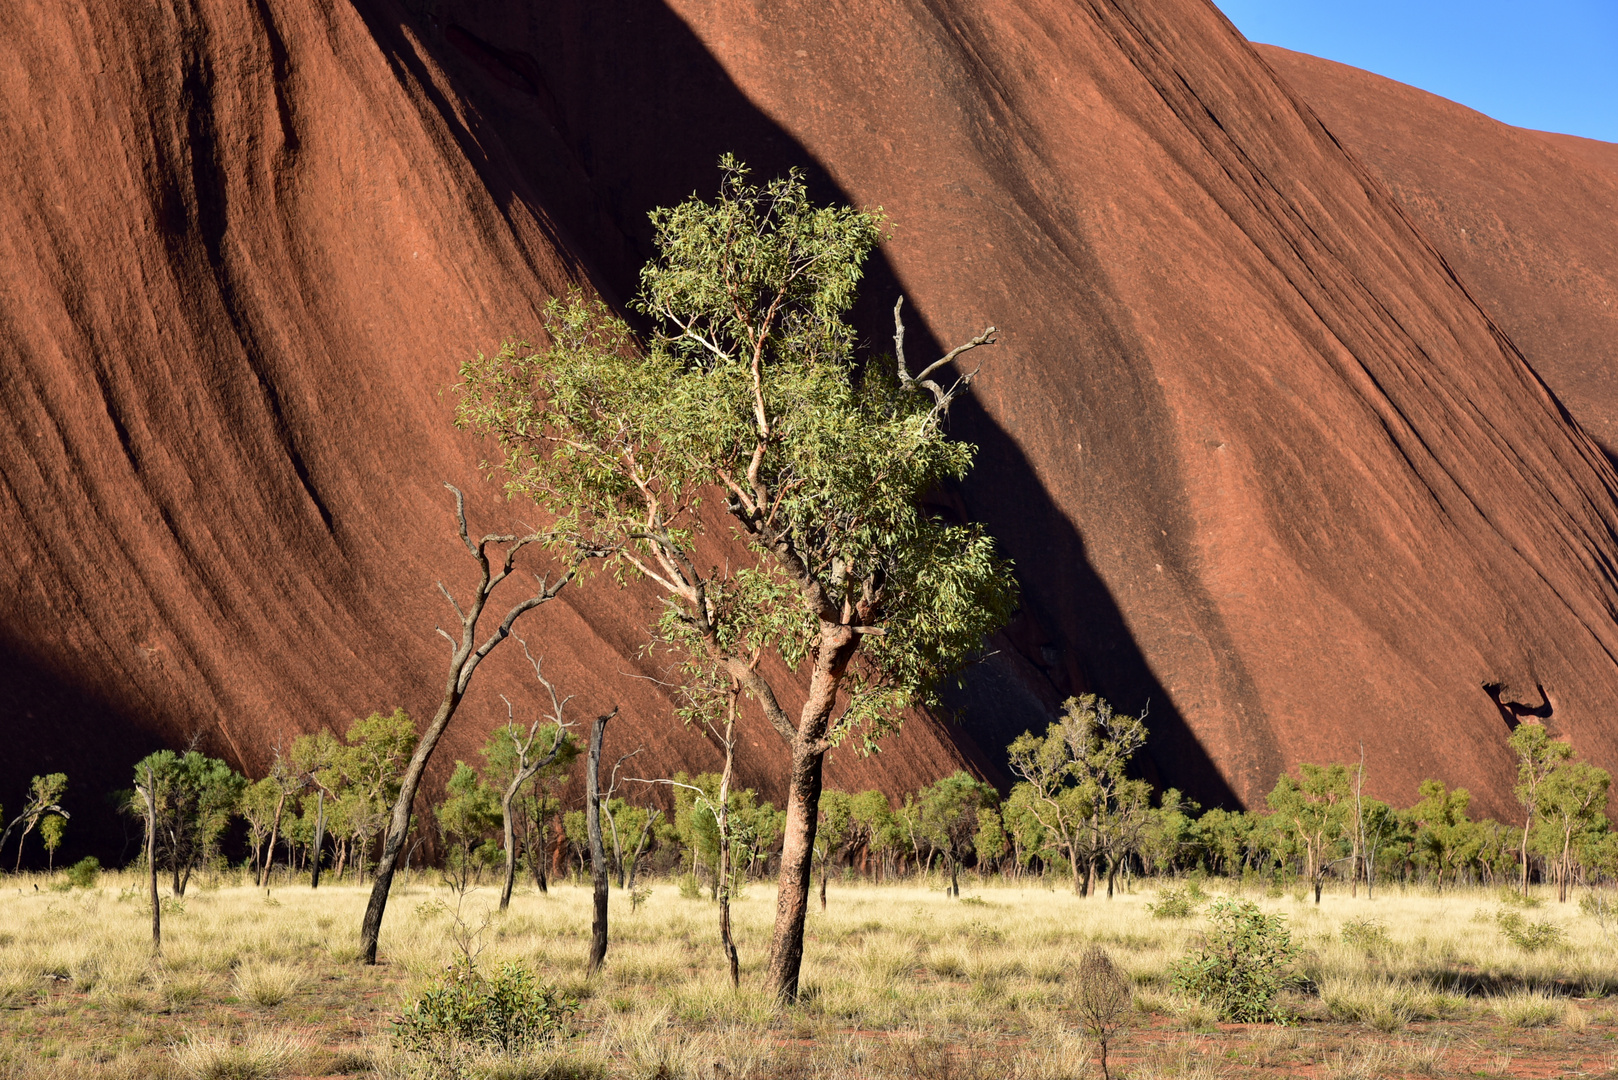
top-left (0, 870), bottom-right (1613, 1077)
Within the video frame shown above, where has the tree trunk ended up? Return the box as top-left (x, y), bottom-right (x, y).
top-left (260, 792), bottom-right (287, 888)
top-left (1560, 831), bottom-right (1573, 903)
top-left (949, 855), bottom-right (960, 898)
top-left (820, 863), bottom-right (828, 910)
top-left (310, 789), bottom-right (326, 889)
top-left (626, 812), bottom-right (656, 892)
top-left (500, 786), bottom-right (520, 911)
top-left (716, 690), bottom-right (740, 989)
top-left (143, 767), bottom-right (160, 956)
top-left (533, 803), bottom-right (549, 893)
top-left (587, 709), bottom-right (612, 976)
top-left (1521, 817), bottom-right (1533, 893)
top-left (764, 735), bottom-right (828, 1001)
top-left (719, 837), bottom-right (740, 989)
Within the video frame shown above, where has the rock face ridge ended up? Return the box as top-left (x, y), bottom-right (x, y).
top-left (2, 0), bottom-right (1616, 855)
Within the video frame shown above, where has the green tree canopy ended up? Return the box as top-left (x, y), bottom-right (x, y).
top-left (457, 156), bottom-right (1015, 999)
top-left (129, 751), bottom-right (244, 895)
top-left (1266, 763), bottom-right (1353, 904)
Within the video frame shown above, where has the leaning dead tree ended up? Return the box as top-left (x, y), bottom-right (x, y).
top-left (359, 483), bottom-right (602, 964)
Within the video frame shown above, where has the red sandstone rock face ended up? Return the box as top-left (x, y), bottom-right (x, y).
top-left (0, 0), bottom-right (978, 858)
top-left (1258, 46), bottom-right (1618, 457)
top-left (3, 0), bottom-right (1617, 854)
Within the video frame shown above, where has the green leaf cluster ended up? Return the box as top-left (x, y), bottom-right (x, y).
top-left (457, 156), bottom-right (1016, 751)
top-left (1172, 899), bottom-right (1297, 1023)
top-left (393, 956), bottom-right (576, 1055)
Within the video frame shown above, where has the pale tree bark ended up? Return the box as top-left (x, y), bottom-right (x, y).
top-left (259, 791), bottom-right (286, 888)
top-left (1351, 748), bottom-right (1366, 899)
top-left (586, 708), bottom-right (617, 976)
top-left (141, 764), bottom-right (160, 956)
top-left (359, 484), bottom-right (596, 964)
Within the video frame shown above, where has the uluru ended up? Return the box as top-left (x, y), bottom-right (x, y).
top-left (4, 0), bottom-right (1618, 860)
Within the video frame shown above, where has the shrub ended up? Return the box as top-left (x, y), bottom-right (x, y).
top-left (1494, 909), bottom-right (1566, 952)
top-left (1147, 886), bottom-right (1201, 920)
top-left (1074, 946), bottom-right (1131, 1080)
top-left (393, 957), bottom-right (577, 1055)
top-left (1171, 899), bottom-right (1296, 1023)
top-left (1578, 890), bottom-right (1614, 934)
top-left (1339, 917), bottom-right (1391, 956)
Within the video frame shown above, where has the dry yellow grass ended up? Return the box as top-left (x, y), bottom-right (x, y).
top-left (0, 871), bottom-right (1612, 1078)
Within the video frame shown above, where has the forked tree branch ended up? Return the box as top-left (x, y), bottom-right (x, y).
top-left (892, 296), bottom-right (997, 414)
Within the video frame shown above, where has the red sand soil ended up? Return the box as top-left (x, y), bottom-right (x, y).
top-left (3, 0), bottom-right (1618, 856)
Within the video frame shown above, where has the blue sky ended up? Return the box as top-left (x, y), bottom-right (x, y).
top-left (1213, 1), bottom-right (1618, 142)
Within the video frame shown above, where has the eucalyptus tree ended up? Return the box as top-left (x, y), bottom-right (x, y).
top-left (484, 640), bottom-right (579, 909)
top-left (0, 773), bottom-right (68, 872)
top-left (127, 751), bottom-right (243, 896)
top-left (1509, 723), bottom-right (1574, 893)
top-left (1267, 763), bottom-right (1353, 903)
top-left (916, 771), bottom-right (998, 897)
top-left (1008, 694), bottom-right (1149, 896)
top-left (815, 789), bottom-right (854, 908)
top-left (1534, 760), bottom-right (1611, 902)
top-left (457, 156), bottom-right (1015, 1000)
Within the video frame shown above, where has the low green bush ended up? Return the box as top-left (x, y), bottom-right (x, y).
top-left (1339, 917), bottom-right (1391, 956)
top-left (65, 856), bottom-right (100, 889)
top-left (1147, 886), bottom-right (1201, 920)
top-left (1494, 909), bottom-right (1565, 952)
top-left (394, 957), bottom-right (576, 1055)
top-left (1171, 899), bottom-right (1296, 1023)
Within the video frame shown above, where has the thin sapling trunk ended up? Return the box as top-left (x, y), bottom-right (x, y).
top-left (586, 707), bottom-right (616, 976)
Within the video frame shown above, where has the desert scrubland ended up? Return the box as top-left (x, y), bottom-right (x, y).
top-left (1, 873), bottom-right (1616, 1080)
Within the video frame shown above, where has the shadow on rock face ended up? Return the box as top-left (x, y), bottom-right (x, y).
top-left (353, 0), bottom-right (1240, 808)
top-left (0, 631), bottom-right (171, 869)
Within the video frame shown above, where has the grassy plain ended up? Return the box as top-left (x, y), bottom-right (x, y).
top-left (0, 871), bottom-right (1616, 1079)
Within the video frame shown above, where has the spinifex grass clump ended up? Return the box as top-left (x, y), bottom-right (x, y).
top-left (1172, 899), bottom-right (1297, 1023)
top-left (393, 956), bottom-right (577, 1056)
